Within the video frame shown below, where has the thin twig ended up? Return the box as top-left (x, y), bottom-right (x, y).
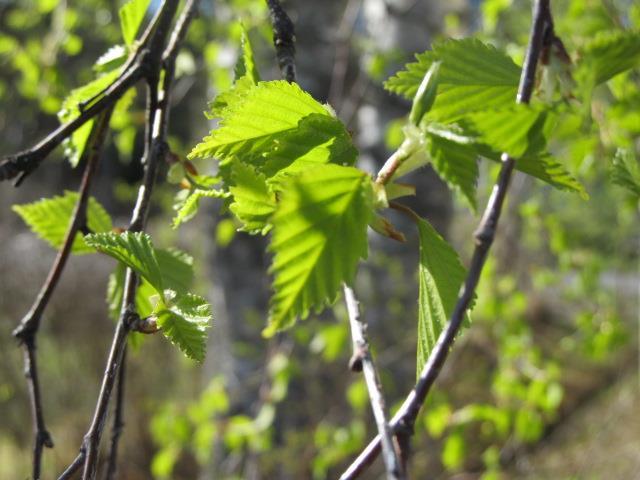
top-left (103, 346), bottom-right (127, 480)
top-left (343, 284), bottom-right (405, 480)
top-left (266, 0), bottom-right (296, 83)
top-left (339, 2), bottom-right (553, 478)
top-left (12, 108), bottom-right (112, 480)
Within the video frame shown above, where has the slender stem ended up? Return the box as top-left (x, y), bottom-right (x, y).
top-left (13, 109), bottom-right (112, 480)
top-left (103, 346), bottom-right (127, 480)
top-left (266, 0), bottom-right (296, 83)
top-left (343, 285), bottom-right (405, 480)
top-left (339, 2), bottom-right (552, 478)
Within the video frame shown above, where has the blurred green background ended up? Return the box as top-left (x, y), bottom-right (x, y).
top-left (0, 0), bottom-right (638, 478)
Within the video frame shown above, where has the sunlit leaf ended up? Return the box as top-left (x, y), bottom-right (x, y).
top-left (265, 164), bottom-right (374, 336)
top-left (13, 191), bottom-right (112, 254)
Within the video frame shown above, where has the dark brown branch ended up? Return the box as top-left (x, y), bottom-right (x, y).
top-left (12, 108), bottom-right (112, 480)
top-left (104, 346), bottom-right (127, 480)
top-left (343, 285), bottom-right (405, 480)
top-left (266, 0), bottom-right (296, 83)
top-left (339, 2), bottom-right (552, 478)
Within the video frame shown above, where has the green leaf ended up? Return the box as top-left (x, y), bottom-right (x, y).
top-left (85, 231), bottom-right (164, 295)
top-left (156, 294), bottom-right (211, 362)
top-left (172, 176), bottom-right (230, 228)
top-left (106, 248), bottom-right (194, 321)
top-left (464, 106), bottom-right (547, 158)
top-left (265, 164), bottom-right (374, 336)
top-left (261, 113), bottom-right (358, 179)
top-left (578, 30), bottom-right (640, 86)
top-left (58, 69), bottom-right (120, 167)
top-left (209, 75), bottom-right (256, 119)
top-left (119, 0), bottom-right (151, 46)
top-left (611, 148), bottom-right (640, 199)
top-left (189, 80), bottom-right (331, 162)
top-left (234, 24), bottom-right (260, 84)
top-left (229, 163), bottom-right (276, 234)
top-left (385, 38), bottom-right (521, 122)
top-left (417, 218), bottom-right (467, 376)
top-left (516, 155), bottom-right (588, 199)
top-left (94, 45), bottom-right (128, 73)
top-left (427, 133), bottom-right (478, 210)
top-left (13, 191), bottom-right (113, 255)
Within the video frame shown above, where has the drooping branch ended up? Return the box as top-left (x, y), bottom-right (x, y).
top-left (266, 0), bottom-right (296, 83)
top-left (12, 107), bottom-right (113, 480)
top-left (340, 1), bottom-right (553, 478)
top-left (343, 285), bottom-right (405, 480)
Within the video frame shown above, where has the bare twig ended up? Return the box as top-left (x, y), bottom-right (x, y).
top-left (104, 347), bottom-right (127, 480)
top-left (340, 2), bottom-right (553, 478)
top-left (344, 285), bottom-right (405, 480)
top-left (266, 0), bottom-right (296, 83)
top-left (12, 108), bottom-right (112, 480)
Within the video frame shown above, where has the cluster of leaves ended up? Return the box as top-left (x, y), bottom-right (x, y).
top-left (13, 191), bottom-right (211, 361)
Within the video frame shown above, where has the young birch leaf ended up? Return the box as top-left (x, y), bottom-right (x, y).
top-left (578, 30), bottom-right (640, 87)
top-left (464, 106), bottom-right (546, 158)
top-left (106, 248), bottom-right (194, 320)
top-left (265, 164), bottom-right (374, 336)
top-left (385, 38), bottom-right (521, 122)
top-left (13, 191), bottom-right (113, 254)
top-left (417, 218), bottom-right (467, 376)
top-left (58, 69), bottom-right (120, 167)
top-left (261, 113), bottom-right (357, 179)
top-left (611, 148), bottom-right (640, 199)
top-left (234, 24), bottom-right (260, 84)
top-left (155, 294), bottom-right (211, 362)
top-left (119, 0), bottom-right (151, 46)
top-left (516, 155), bottom-right (588, 199)
top-left (85, 231), bottom-right (164, 295)
top-left (172, 177), bottom-right (230, 229)
top-left (189, 80), bottom-right (331, 163)
top-left (427, 134), bottom-right (478, 210)
top-left (229, 163), bottom-right (276, 235)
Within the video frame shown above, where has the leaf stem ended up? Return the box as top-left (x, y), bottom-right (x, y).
top-left (340, 1), bottom-right (552, 478)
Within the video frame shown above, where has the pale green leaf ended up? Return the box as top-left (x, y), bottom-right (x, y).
top-left (12, 191), bottom-right (113, 255)
top-left (515, 155), bottom-right (588, 199)
top-left (94, 45), bottom-right (128, 73)
top-left (119, 0), bottom-right (151, 46)
top-left (385, 38), bottom-right (521, 122)
top-left (229, 163), bottom-right (276, 234)
top-left (85, 231), bottom-right (163, 295)
top-left (265, 164), bottom-right (374, 336)
top-left (427, 133), bottom-right (478, 210)
top-left (464, 106), bottom-right (547, 158)
top-left (261, 113), bottom-right (357, 179)
top-left (58, 69), bottom-right (120, 166)
top-left (611, 148), bottom-right (640, 199)
top-left (172, 184), bottom-right (230, 229)
top-left (189, 80), bottom-right (331, 162)
top-left (417, 218), bottom-right (467, 376)
top-left (156, 294), bottom-right (211, 362)
top-left (106, 247), bottom-right (194, 320)
top-left (234, 24), bottom-right (260, 84)
top-left (578, 30), bottom-right (640, 86)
